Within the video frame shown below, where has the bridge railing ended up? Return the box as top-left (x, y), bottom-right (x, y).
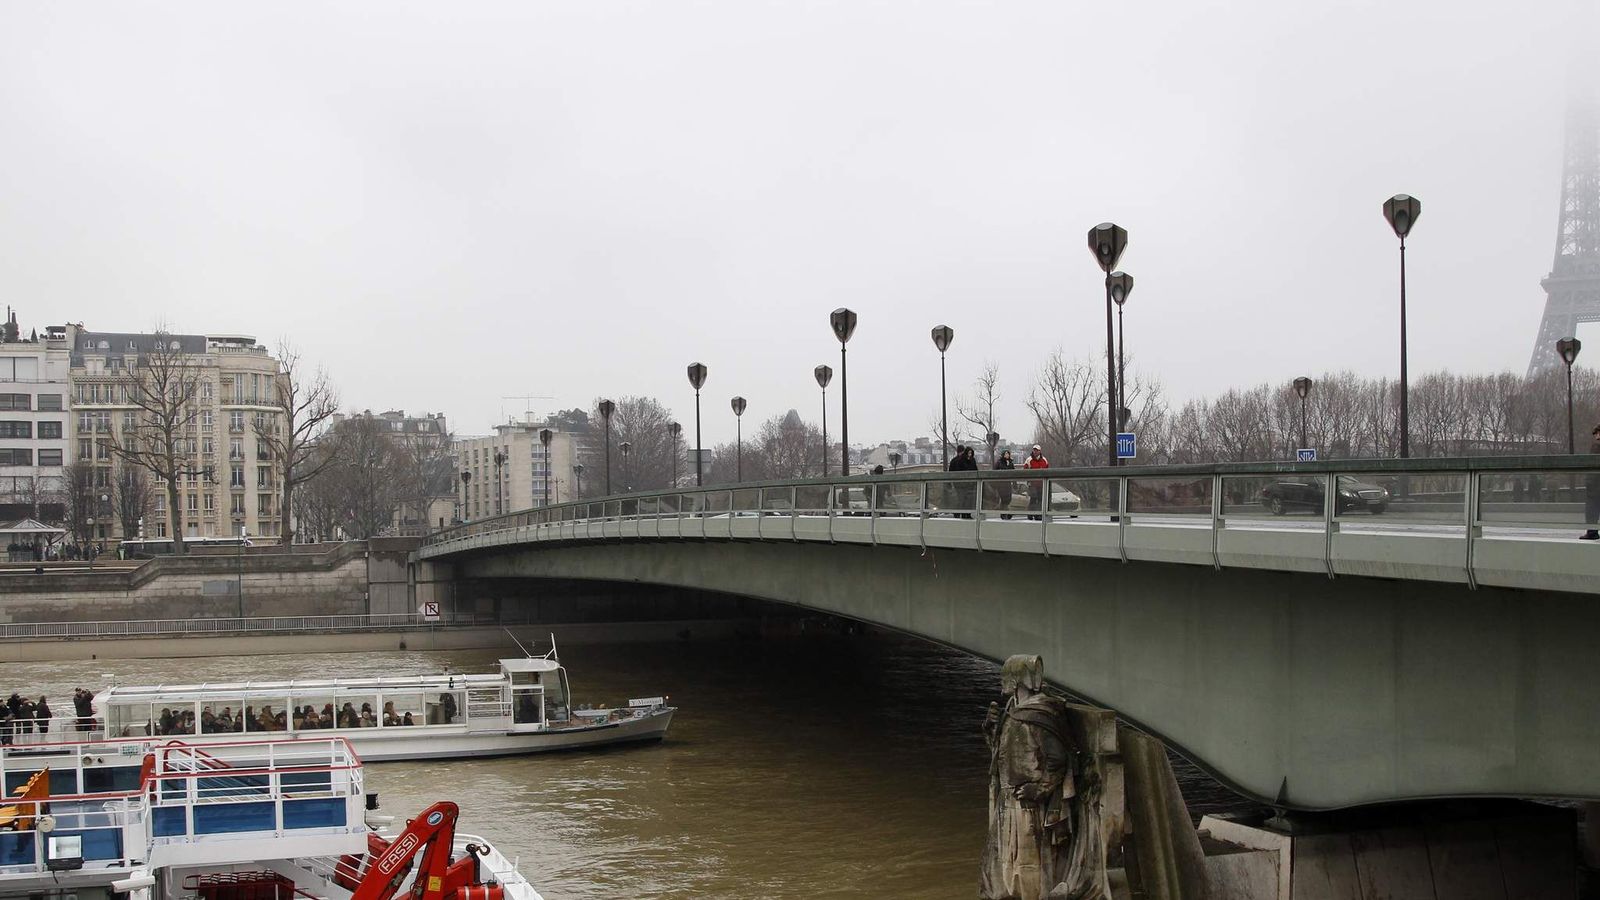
top-left (423, 456), bottom-right (1600, 594)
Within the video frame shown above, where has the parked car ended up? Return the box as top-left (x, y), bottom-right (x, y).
top-left (1259, 476), bottom-right (1389, 515)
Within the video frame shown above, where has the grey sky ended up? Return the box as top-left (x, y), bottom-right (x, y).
top-left (0, 2), bottom-right (1592, 447)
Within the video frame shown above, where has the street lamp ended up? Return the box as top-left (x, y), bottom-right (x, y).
top-left (1088, 223), bottom-right (1129, 465)
top-left (889, 451), bottom-right (901, 472)
top-left (687, 363), bottom-right (708, 486)
top-left (830, 309), bottom-right (857, 474)
top-left (598, 399), bottom-right (616, 494)
top-left (539, 428), bottom-right (553, 505)
top-left (1108, 272), bottom-right (1133, 449)
top-left (731, 396), bottom-right (747, 482)
top-left (931, 325), bottom-right (955, 469)
top-left (667, 422), bottom-right (682, 487)
top-left (1293, 376), bottom-right (1313, 453)
top-left (459, 470), bottom-right (471, 521)
top-left (572, 463), bottom-right (584, 497)
top-left (814, 365), bottom-right (833, 476)
top-left (492, 450), bottom-right (506, 514)
top-left (1383, 193), bottom-right (1421, 458)
top-left (619, 440), bottom-right (632, 491)
top-left (1558, 338), bottom-right (1582, 454)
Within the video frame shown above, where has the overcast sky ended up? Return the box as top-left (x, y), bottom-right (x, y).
top-left (0, 2), bottom-right (1593, 445)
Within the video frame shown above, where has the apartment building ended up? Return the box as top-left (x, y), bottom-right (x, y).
top-left (0, 310), bottom-right (70, 522)
top-left (69, 329), bottom-right (284, 541)
top-left (455, 413), bottom-right (581, 520)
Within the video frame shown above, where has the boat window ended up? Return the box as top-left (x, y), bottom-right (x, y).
top-left (294, 696), bottom-right (335, 730)
top-left (200, 699), bottom-right (243, 734)
top-left (336, 695), bottom-right (378, 728)
top-left (466, 687), bottom-right (504, 721)
top-left (381, 693), bottom-right (423, 727)
top-left (245, 699), bottom-right (290, 732)
top-left (512, 686), bottom-right (543, 725)
top-left (108, 701), bottom-right (150, 737)
top-left (428, 690), bottom-right (465, 724)
top-left (546, 671), bottom-right (571, 722)
top-left (156, 702), bottom-right (197, 735)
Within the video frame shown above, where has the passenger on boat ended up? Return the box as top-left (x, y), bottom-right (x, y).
top-left (441, 692), bottom-right (458, 723)
top-left (15, 698), bottom-right (33, 735)
top-left (359, 704), bottom-right (376, 728)
top-left (402, 712), bottom-right (415, 726)
top-left (321, 703), bottom-right (335, 726)
top-left (275, 711), bottom-right (288, 730)
top-left (72, 687), bottom-right (95, 732)
top-left (33, 697), bottom-right (49, 734)
top-left (382, 701), bottom-right (398, 726)
top-left (158, 708), bottom-right (175, 735)
top-left (218, 708), bottom-right (235, 732)
top-left (293, 707), bottom-right (306, 729)
top-left (257, 706), bottom-right (276, 731)
top-left (338, 703), bottom-right (358, 728)
top-left (0, 705), bottom-right (11, 746)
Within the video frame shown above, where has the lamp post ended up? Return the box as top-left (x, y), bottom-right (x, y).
top-left (814, 365), bottom-right (833, 476)
top-left (1383, 194), bottom-right (1421, 458)
top-left (619, 441), bottom-right (632, 491)
top-left (459, 470), bottom-right (471, 521)
top-left (889, 451), bottom-right (901, 472)
top-left (598, 399), bottom-right (616, 494)
top-left (1108, 272), bottom-right (1134, 454)
top-left (668, 422), bottom-right (682, 487)
top-left (931, 325), bottom-right (955, 469)
top-left (1558, 338), bottom-right (1582, 454)
top-left (731, 396), bottom-right (747, 482)
top-left (492, 450), bottom-right (506, 514)
top-left (830, 309), bottom-right (857, 474)
top-left (1088, 223), bottom-right (1129, 465)
top-left (572, 463), bottom-right (584, 498)
top-left (539, 428), bottom-right (553, 505)
top-left (687, 363), bottom-right (708, 486)
top-left (1293, 377), bottom-right (1313, 453)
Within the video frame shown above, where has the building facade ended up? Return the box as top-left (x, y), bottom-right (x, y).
top-left (0, 310), bottom-right (70, 523)
top-left (68, 329), bottom-right (284, 541)
top-left (455, 413), bottom-right (581, 520)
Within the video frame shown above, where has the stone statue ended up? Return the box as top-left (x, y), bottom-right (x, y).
top-left (979, 655), bottom-right (1109, 900)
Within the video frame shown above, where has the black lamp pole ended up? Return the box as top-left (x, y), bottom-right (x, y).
top-left (668, 422), bottom-right (681, 486)
top-left (1558, 338), bottom-right (1582, 454)
top-left (620, 441), bottom-right (632, 492)
top-left (1108, 272), bottom-right (1133, 464)
top-left (1088, 223), bottom-right (1129, 466)
top-left (598, 399), bottom-right (615, 494)
top-left (539, 428), bottom-right (553, 505)
top-left (1383, 194), bottom-right (1421, 458)
top-left (687, 363), bottom-right (708, 485)
top-left (830, 309), bottom-right (857, 474)
top-left (814, 365), bottom-right (832, 476)
top-left (493, 450), bottom-right (506, 514)
top-left (932, 325), bottom-right (954, 469)
top-left (1293, 377), bottom-right (1313, 453)
top-left (459, 470), bottom-right (470, 520)
top-left (731, 396), bottom-right (747, 482)
top-left (572, 463), bottom-right (584, 497)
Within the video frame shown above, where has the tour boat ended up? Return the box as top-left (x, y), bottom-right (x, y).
top-left (84, 644), bottom-right (674, 762)
top-left (0, 733), bottom-right (546, 900)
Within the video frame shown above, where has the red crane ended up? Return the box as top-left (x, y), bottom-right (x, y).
top-left (340, 801), bottom-right (503, 900)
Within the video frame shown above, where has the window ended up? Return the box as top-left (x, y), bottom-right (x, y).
top-left (154, 521), bottom-right (166, 537)
top-left (0, 358), bottom-right (39, 380)
top-left (204, 493), bottom-right (215, 512)
top-left (258, 494), bottom-right (273, 516)
top-left (186, 493), bottom-right (199, 512)
top-left (232, 379), bottom-right (243, 404)
top-left (122, 412), bottom-right (136, 432)
top-left (97, 440), bottom-right (111, 460)
top-left (230, 494), bottom-right (245, 515)
top-left (154, 494), bottom-right (166, 513)
top-left (230, 411), bottom-right (244, 432)
top-left (78, 412), bottom-right (95, 432)
top-left (78, 439), bottom-right (92, 460)
top-left (202, 381), bottom-right (214, 401)
top-left (230, 465), bottom-right (244, 488)
top-left (36, 394), bottom-right (61, 412)
top-left (38, 449), bottom-right (62, 466)
top-left (95, 467), bottom-right (109, 488)
top-left (256, 465), bottom-right (271, 487)
top-left (229, 439), bottom-right (242, 460)
top-left (0, 448), bottom-right (32, 465)
top-left (37, 421), bottom-right (62, 439)
top-left (203, 438), bottom-right (214, 456)
top-left (0, 394), bottom-right (29, 411)
top-left (201, 409), bottom-right (214, 428)
top-left (0, 421), bottom-right (32, 439)
top-left (249, 374), bottom-right (259, 402)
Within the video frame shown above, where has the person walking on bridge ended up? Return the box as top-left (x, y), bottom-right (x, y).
top-left (1583, 424), bottom-right (1600, 541)
top-left (1022, 445), bottom-right (1049, 519)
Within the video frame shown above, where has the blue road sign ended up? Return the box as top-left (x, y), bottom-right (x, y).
top-left (1116, 432), bottom-right (1137, 460)
top-left (1296, 448), bottom-right (1317, 462)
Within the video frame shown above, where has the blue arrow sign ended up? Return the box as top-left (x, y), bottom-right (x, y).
top-left (1296, 448), bottom-right (1317, 462)
top-left (1116, 432), bottom-right (1137, 460)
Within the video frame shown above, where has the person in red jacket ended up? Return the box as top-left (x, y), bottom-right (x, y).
top-left (1022, 445), bottom-right (1049, 518)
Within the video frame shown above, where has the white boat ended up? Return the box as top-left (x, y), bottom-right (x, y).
top-left (82, 646), bottom-right (674, 762)
top-left (0, 734), bottom-right (546, 900)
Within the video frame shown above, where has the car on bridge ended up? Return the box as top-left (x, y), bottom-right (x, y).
top-left (1259, 475), bottom-right (1389, 515)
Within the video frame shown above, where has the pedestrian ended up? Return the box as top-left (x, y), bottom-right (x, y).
top-left (1022, 444), bottom-right (1050, 519)
top-left (994, 448), bottom-right (1016, 519)
top-left (34, 696), bottom-right (50, 734)
top-left (1583, 424), bottom-right (1600, 541)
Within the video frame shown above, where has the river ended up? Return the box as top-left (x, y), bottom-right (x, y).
top-left (6, 631), bottom-right (1254, 899)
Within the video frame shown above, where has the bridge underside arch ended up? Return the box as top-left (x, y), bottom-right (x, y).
top-left (456, 540), bottom-right (1600, 810)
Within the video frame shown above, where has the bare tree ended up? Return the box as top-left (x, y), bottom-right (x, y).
top-left (61, 461), bottom-right (99, 547)
top-left (107, 331), bottom-right (203, 553)
top-left (318, 413), bottom-right (405, 539)
top-left (255, 341), bottom-right (340, 545)
top-left (1027, 351), bottom-right (1107, 466)
top-left (580, 396), bottom-right (679, 494)
top-left (956, 363), bottom-right (1003, 462)
top-left (113, 465), bottom-right (155, 540)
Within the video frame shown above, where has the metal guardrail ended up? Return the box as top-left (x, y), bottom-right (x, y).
top-left (0, 612), bottom-right (530, 641)
top-left (420, 456), bottom-right (1600, 595)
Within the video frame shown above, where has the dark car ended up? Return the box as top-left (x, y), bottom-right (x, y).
top-left (1259, 475), bottom-right (1389, 515)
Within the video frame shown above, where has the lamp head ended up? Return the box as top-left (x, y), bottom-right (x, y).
top-left (598, 399), bottom-right (615, 420)
top-left (814, 364), bottom-right (833, 389)
top-left (572, 463), bottom-right (584, 475)
top-left (731, 396), bottom-right (746, 417)
top-left (830, 308), bottom-right (858, 344)
top-left (539, 428), bottom-right (553, 446)
top-left (1382, 194), bottom-right (1421, 239)
top-left (461, 470), bottom-right (471, 484)
top-left (931, 325), bottom-right (954, 353)
top-left (1557, 337), bottom-right (1582, 366)
top-left (668, 421), bottom-right (681, 438)
top-left (1087, 222), bottom-right (1128, 272)
top-left (619, 441), bottom-right (631, 455)
top-left (687, 362), bottom-right (708, 390)
top-left (1293, 376), bottom-right (1313, 399)
top-left (1108, 271), bottom-right (1133, 306)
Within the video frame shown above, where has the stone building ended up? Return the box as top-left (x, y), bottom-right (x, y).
top-left (455, 412), bottom-right (581, 520)
top-left (0, 310), bottom-right (71, 523)
top-left (68, 328), bottom-right (284, 541)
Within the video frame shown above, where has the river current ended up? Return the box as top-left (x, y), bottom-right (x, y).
top-left (7, 633), bottom-right (1254, 899)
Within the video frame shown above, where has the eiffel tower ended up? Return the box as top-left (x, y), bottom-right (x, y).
top-left (1527, 94), bottom-right (1600, 376)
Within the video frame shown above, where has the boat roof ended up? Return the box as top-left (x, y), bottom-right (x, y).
top-left (95, 668), bottom-right (527, 702)
top-left (499, 657), bottom-right (561, 673)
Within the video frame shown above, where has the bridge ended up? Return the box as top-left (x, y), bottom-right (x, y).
top-left (418, 456), bottom-right (1600, 810)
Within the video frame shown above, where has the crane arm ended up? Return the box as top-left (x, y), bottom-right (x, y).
top-left (350, 801), bottom-right (460, 900)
